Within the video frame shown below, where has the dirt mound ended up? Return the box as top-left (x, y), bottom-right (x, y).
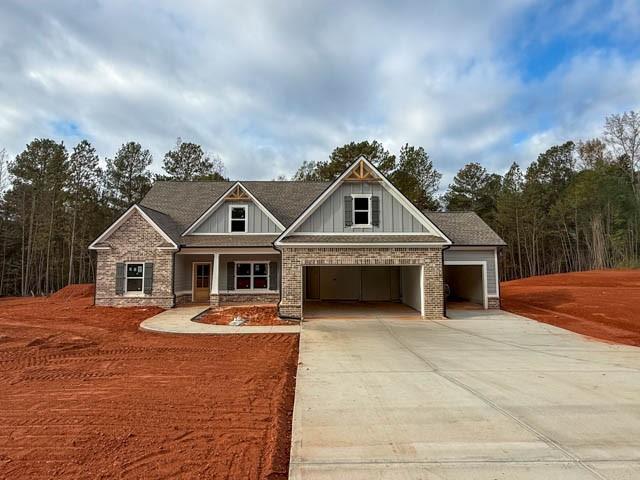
top-left (49, 283), bottom-right (95, 301)
top-left (501, 269), bottom-right (640, 346)
top-left (198, 305), bottom-right (298, 326)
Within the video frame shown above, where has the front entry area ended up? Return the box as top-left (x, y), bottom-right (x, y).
top-left (303, 265), bottom-right (423, 318)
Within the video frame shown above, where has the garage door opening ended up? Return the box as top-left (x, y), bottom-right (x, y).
top-left (444, 263), bottom-right (486, 310)
top-left (303, 265), bottom-right (422, 319)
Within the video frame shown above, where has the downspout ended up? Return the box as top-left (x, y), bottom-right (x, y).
top-left (171, 246), bottom-right (181, 307)
top-left (272, 240), bottom-right (284, 316)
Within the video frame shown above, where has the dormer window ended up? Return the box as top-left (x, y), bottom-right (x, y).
top-left (229, 205), bottom-right (247, 232)
top-left (352, 194), bottom-right (371, 226)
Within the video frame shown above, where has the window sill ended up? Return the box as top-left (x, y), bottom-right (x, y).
top-left (351, 225), bottom-right (373, 229)
top-left (124, 292), bottom-right (146, 297)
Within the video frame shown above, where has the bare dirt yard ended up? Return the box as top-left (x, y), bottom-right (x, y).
top-left (0, 285), bottom-right (298, 479)
top-left (501, 269), bottom-right (640, 346)
top-left (198, 305), bottom-right (298, 326)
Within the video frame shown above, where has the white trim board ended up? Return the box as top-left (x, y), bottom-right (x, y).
top-left (182, 181), bottom-right (285, 235)
top-left (88, 205), bottom-right (178, 250)
top-left (444, 260), bottom-right (488, 309)
top-left (228, 204), bottom-right (248, 233)
top-left (275, 156), bottom-right (452, 246)
top-left (279, 242), bottom-right (449, 247)
top-left (287, 231), bottom-right (441, 236)
top-left (176, 247), bottom-right (279, 255)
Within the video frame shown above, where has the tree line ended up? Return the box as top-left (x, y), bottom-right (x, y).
top-left (0, 138), bottom-right (226, 296)
top-left (0, 111), bottom-right (637, 296)
top-left (292, 111), bottom-right (640, 280)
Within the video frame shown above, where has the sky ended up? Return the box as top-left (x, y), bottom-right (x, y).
top-left (1, 0), bottom-right (639, 186)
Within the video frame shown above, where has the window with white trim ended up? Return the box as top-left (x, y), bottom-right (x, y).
top-left (235, 262), bottom-right (269, 290)
top-left (352, 195), bottom-right (371, 226)
top-left (126, 263), bottom-right (144, 293)
top-left (229, 205), bottom-right (247, 232)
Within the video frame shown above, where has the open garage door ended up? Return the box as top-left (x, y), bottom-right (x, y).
top-left (444, 263), bottom-right (487, 309)
top-left (304, 266), bottom-right (422, 318)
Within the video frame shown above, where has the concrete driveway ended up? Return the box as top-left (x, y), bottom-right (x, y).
top-left (289, 309), bottom-right (640, 479)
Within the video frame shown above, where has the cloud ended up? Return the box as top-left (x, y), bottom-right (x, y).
top-left (0, 0), bottom-right (638, 185)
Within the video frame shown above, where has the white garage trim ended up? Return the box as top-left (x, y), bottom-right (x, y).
top-left (444, 260), bottom-right (488, 309)
top-left (420, 265), bottom-right (425, 317)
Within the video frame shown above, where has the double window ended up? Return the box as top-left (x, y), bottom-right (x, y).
top-left (352, 194), bottom-right (371, 226)
top-left (235, 262), bottom-right (269, 290)
top-left (229, 205), bottom-right (247, 232)
top-left (126, 263), bottom-right (144, 293)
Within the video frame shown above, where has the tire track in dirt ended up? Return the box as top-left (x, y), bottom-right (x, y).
top-left (0, 285), bottom-right (299, 479)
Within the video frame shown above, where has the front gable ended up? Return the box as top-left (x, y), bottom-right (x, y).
top-left (275, 157), bottom-right (452, 244)
top-left (89, 205), bottom-right (178, 250)
top-left (183, 182), bottom-right (284, 235)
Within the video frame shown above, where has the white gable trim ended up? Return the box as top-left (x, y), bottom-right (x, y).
top-left (182, 182), bottom-right (285, 235)
top-left (88, 205), bottom-right (178, 250)
top-left (274, 156), bottom-right (452, 246)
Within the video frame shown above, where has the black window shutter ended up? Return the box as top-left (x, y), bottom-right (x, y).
top-left (226, 262), bottom-right (235, 290)
top-left (115, 263), bottom-right (125, 295)
top-left (371, 196), bottom-right (380, 227)
top-left (144, 263), bottom-right (153, 295)
top-left (269, 262), bottom-right (278, 291)
top-left (344, 196), bottom-right (353, 227)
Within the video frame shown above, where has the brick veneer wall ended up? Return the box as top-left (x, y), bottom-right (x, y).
top-left (216, 293), bottom-right (280, 305)
top-left (487, 296), bottom-right (500, 309)
top-left (95, 210), bottom-right (175, 308)
top-left (279, 247), bottom-right (444, 320)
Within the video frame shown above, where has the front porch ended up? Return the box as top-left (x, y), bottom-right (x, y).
top-left (174, 248), bottom-right (281, 306)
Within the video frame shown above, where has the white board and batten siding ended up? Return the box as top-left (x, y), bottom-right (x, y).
top-left (444, 248), bottom-right (499, 296)
top-left (193, 201), bottom-right (280, 234)
top-left (295, 182), bottom-right (429, 233)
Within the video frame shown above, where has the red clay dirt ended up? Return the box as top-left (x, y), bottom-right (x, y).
top-left (501, 269), bottom-right (640, 346)
top-left (198, 305), bottom-right (298, 326)
top-left (0, 284), bottom-right (299, 479)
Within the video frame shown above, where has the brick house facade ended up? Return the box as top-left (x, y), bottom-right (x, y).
top-left (90, 157), bottom-right (505, 317)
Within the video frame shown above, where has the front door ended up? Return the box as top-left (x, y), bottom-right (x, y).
top-left (193, 263), bottom-right (211, 303)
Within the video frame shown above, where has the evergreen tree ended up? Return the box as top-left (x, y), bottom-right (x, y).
top-left (442, 162), bottom-right (501, 221)
top-left (67, 140), bottom-right (101, 284)
top-left (161, 138), bottom-right (226, 181)
top-left (390, 144), bottom-right (441, 210)
top-left (293, 140), bottom-right (396, 181)
top-left (105, 142), bottom-right (153, 210)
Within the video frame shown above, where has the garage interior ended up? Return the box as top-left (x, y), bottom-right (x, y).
top-left (303, 265), bottom-right (422, 318)
top-left (444, 264), bottom-right (485, 309)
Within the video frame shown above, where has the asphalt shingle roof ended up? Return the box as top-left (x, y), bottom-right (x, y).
top-left (424, 211), bottom-right (506, 246)
top-left (136, 180), bottom-right (505, 247)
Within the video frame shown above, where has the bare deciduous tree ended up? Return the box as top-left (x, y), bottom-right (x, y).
top-left (604, 110), bottom-right (640, 197)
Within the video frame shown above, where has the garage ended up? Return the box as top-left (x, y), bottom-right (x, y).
top-left (303, 265), bottom-right (423, 318)
top-left (444, 262), bottom-right (487, 309)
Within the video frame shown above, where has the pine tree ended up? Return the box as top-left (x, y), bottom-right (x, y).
top-left (161, 138), bottom-right (226, 181)
top-left (105, 142), bottom-right (153, 211)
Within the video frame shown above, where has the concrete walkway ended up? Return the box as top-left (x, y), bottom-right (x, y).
top-left (139, 306), bottom-right (301, 334)
top-left (290, 309), bottom-right (640, 479)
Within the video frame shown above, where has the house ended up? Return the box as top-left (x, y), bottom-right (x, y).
top-left (89, 157), bottom-right (506, 319)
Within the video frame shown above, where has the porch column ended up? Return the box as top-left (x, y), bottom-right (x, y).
top-left (210, 253), bottom-right (220, 306)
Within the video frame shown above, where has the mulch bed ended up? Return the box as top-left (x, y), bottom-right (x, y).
top-left (198, 305), bottom-right (299, 326)
top-left (0, 284), bottom-right (299, 479)
top-left (501, 269), bottom-right (640, 346)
